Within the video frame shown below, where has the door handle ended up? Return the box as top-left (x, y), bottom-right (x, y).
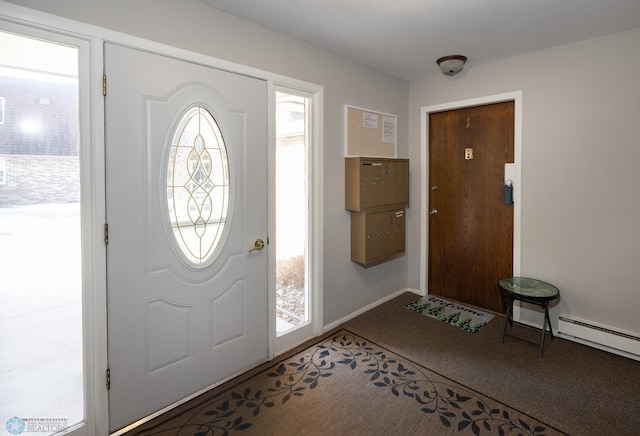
top-left (429, 209), bottom-right (438, 220)
top-left (248, 238), bottom-right (265, 253)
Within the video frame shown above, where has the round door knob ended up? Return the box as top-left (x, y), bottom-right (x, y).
top-left (248, 238), bottom-right (265, 252)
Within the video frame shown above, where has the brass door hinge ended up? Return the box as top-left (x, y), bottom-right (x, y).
top-left (103, 74), bottom-right (107, 96)
top-left (106, 368), bottom-right (111, 390)
top-left (104, 223), bottom-right (109, 245)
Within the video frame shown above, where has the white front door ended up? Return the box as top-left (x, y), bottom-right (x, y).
top-left (105, 43), bottom-right (268, 432)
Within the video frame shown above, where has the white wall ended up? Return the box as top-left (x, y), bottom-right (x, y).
top-left (14, 0), bottom-right (637, 339)
top-left (408, 27), bottom-right (640, 335)
top-left (5, 0), bottom-right (409, 327)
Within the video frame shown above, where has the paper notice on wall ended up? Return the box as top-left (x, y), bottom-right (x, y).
top-left (362, 112), bottom-right (378, 128)
top-left (382, 115), bottom-right (396, 144)
top-left (504, 162), bottom-right (516, 185)
top-left (345, 105), bottom-right (396, 157)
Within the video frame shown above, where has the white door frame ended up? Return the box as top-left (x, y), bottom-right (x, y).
top-left (420, 91), bottom-right (523, 316)
top-left (1, 2), bottom-right (323, 434)
top-left (269, 83), bottom-right (324, 356)
top-left (0, 10), bottom-right (108, 436)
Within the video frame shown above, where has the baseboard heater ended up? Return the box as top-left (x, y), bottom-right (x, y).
top-left (558, 315), bottom-right (640, 361)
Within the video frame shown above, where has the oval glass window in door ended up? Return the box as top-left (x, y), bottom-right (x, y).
top-left (167, 106), bottom-right (230, 265)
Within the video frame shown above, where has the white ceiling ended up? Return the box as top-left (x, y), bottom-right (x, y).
top-left (197, 0), bottom-right (640, 81)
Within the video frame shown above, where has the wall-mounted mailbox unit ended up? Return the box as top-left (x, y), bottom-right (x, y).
top-left (350, 208), bottom-right (406, 267)
top-left (345, 157), bottom-right (409, 211)
top-left (345, 157), bottom-right (409, 267)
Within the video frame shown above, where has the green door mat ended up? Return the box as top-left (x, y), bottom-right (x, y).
top-left (406, 295), bottom-right (494, 333)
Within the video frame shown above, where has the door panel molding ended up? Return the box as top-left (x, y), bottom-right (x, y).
top-left (146, 299), bottom-right (194, 376)
top-left (420, 91), bottom-right (523, 299)
top-left (145, 82), bottom-right (240, 279)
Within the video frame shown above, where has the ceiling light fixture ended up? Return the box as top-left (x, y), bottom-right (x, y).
top-left (436, 55), bottom-right (467, 76)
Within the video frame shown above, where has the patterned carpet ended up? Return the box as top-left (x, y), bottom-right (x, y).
top-left (131, 329), bottom-right (567, 435)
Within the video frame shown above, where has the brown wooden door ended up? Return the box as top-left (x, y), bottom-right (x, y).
top-left (428, 101), bottom-right (514, 313)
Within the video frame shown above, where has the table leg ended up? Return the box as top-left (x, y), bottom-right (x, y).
top-left (539, 301), bottom-right (556, 357)
top-left (501, 294), bottom-right (513, 325)
top-left (501, 299), bottom-right (512, 344)
top-left (539, 305), bottom-right (547, 357)
top-left (544, 303), bottom-right (555, 340)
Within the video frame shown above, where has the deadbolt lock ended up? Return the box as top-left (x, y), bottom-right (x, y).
top-left (465, 148), bottom-right (473, 160)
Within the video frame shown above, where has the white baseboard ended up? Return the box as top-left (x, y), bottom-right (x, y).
top-left (323, 287), bottom-right (416, 332)
top-left (558, 315), bottom-right (640, 361)
top-left (406, 287), bottom-right (424, 297)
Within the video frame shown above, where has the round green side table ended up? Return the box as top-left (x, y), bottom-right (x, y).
top-left (498, 277), bottom-right (560, 357)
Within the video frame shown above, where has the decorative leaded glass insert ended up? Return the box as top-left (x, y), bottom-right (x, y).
top-left (167, 106), bottom-right (229, 265)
